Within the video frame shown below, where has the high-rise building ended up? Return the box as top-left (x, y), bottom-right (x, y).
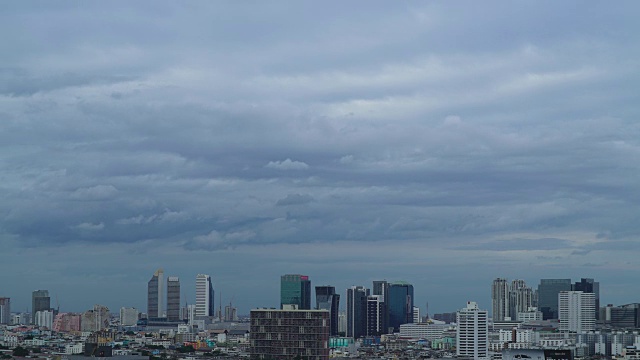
top-left (32, 290), bottom-right (50, 323)
top-left (492, 278), bottom-right (510, 321)
top-left (346, 286), bottom-right (369, 339)
top-left (0, 298), bottom-right (10, 324)
top-left (195, 274), bottom-right (214, 317)
top-left (538, 279), bottom-right (572, 320)
top-left (35, 310), bottom-right (54, 329)
top-left (315, 286), bottom-right (340, 336)
top-left (120, 307), bottom-right (139, 327)
top-left (250, 308), bottom-right (330, 360)
top-left (224, 305), bottom-right (238, 322)
top-left (147, 269), bottom-right (164, 318)
top-left (387, 281), bottom-right (414, 332)
top-left (52, 312), bottom-right (82, 332)
top-left (281, 274), bottom-right (311, 310)
top-left (573, 278), bottom-right (600, 319)
top-left (81, 305), bottom-right (110, 332)
top-left (509, 279), bottom-right (534, 320)
top-left (167, 277), bottom-right (180, 321)
top-left (366, 295), bottom-right (385, 336)
top-left (559, 291), bottom-right (595, 333)
top-left (372, 280), bottom-right (389, 332)
top-left (456, 301), bottom-right (489, 360)
top-left (413, 306), bottom-right (421, 323)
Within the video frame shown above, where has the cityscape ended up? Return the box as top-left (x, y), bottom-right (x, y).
top-left (3, 1), bottom-right (640, 360)
top-left (2, 273), bottom-right (640, 359)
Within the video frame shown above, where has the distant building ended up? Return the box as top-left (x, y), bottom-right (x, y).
top-left (250, 307), bottom-right (329, 360)
top-left (147, 269), bottom-right (164, 318)
top-left (433, 312), bottom-right (457, 324)
top-left (372, 280), bottom-right (389, 331)
top-left (538, 279), bottom-right (571, 320)
top-left (167, 276), bottom-right (180, 321)
top-left (399, 322), bottom-right (451, 340)
top-left (224, 305), bottom-right (237, 322)
top-left (573, 278), bottom-right (600, 319)
top-left (492, 278), bottom-right (510, 321)
top-left (346, 286), bottom-right (369, 339)
top-left (517, 307), bottom-right (543, 323)
top-left (281, 274), bottom-right (311, 310)
top-left (195, 274), bottom-right (214, 317)
top-left (559, 291), bottom-right (595, 332)
top-left (502, 349), bottom-right (573, 360)
top-left (315, 285), bottom-right (340, 336)
top-left (120, 307), bottom-right (139, 326)
top-left (387, 282), bottom-right (414, 332)
top-left (413, 306), bottom-right (421, 323)
top-left (81, 304), bottom-right (110, 332)
top-left (53, 312), bottom-right (82, 332)
top-left (456, 301), bottom-right (488, 360)
top-left (0, 297), bottom-right (10, 324)
top-left (35, 310), bottom-right (54, 329)
top-left (32, 290), bottom-right (51, 323)
top-left (366, 295), bottom-right (385, 336)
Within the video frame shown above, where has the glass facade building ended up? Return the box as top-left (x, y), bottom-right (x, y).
top-left (538, 279), bottom-right (571, 320)
top-left (387, 282), bottom-right (414, 332)
top-left (315, 285), bottom-right (340, 335)
top-left (281, 274), bottom-right (311, 310)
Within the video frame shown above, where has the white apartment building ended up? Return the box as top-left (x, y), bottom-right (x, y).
top-left (457, 301), bottom-right (489, 360)
top-left (399, 323), bottom-right (451, 340)
top-left (559, 291), bottom-right (595, 332)
top-left (35, 310), bottom-right (54, 329)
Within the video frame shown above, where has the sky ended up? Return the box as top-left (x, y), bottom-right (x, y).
top-left (1, 1), bottom-right (640, 316)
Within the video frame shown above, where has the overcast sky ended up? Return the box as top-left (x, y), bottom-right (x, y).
top-left (2, 1), bottom-right (640, 315)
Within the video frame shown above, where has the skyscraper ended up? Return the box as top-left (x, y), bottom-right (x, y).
top-left (372, 280), bottom-right (389, 332)
top-left (538, 279), bottom-right (572, 320)
top-left (167, 276), bottom-right (180, 321)
top-left (195, 274), bottom-right (214, 317)
top-left (147, 269), bottom-right (164, 318)
top-left (32, 290), bottom-right (50, 324)
top-left (456, 301), bottom-right (489, 360)
top-left (0, 298), bottom-right (10, 324)
top-left (281, 274), bottom-right (311, 310)
top-left (491, 278), bottom-right (510, 321)
top-left (559, 291), bottom-right (595, 332)
top-left (315, 285), bottom-right (340, 336)
top-left (387, 281), bottom-right (414, 332)
top-left (346, 286), bottom-right (369, 339)
top-left (573, 278), bottom-right (600, 319)
top-left (366, 295), bottom-right (385, 336)
top-left (510, 279), bottom-right (534, 319)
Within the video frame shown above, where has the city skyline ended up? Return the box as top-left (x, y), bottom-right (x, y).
top-left (2, 2), bottom-right (640, 316)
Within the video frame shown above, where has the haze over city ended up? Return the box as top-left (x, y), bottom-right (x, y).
top-left (1, 1), bottom-right (640, 315)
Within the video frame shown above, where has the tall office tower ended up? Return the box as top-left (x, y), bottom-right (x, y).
top-left (281, 274), bottom-right (311, 310)
top-left (250, 308), bottom-right (330, 360)
top-left (372, 280), bottom-right (389, 331)
top-left (195, 274), bottom-right (214, 317)
top-left (538, 279), bottom-right (572, 320)
top-left (573, 278), bottom-right (600, 319)
top-left (492, 278), bottom-right (510, 321)
top-left (456, 301), bottom-right (489, 360)
top-left (166, 276), bottom-right (180, 321)
top-left (338, 311), bottom-right (347, 334)
top-left (32, 290), bottom-right (50, 323)
top-left (559, 291), bottom-right (595, 333)
top-left (147, 269), bottom-right (164, 318)
top-left (366, 295), bottom-right (385, 336)
top-left (510, 280), bottom-right (534, 318)
top-left (0, 298), bottom-right (10, 324)
top-left (346, 286), bottom-right (369, 339)
top-left (387, 282), bottom-right (414, 332)
top-left (315, 286), bottom-right (340, 336)
top-left (120, 307), bottom-right (139, 326)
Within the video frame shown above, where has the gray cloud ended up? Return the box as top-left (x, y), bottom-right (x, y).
top-left (1, 1), bottom-right (640, 313)
top-left (276, 194), bottom-right (316, 206)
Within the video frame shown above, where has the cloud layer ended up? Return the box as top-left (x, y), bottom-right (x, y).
top-left (1, 1), bottom-right (640, 314)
